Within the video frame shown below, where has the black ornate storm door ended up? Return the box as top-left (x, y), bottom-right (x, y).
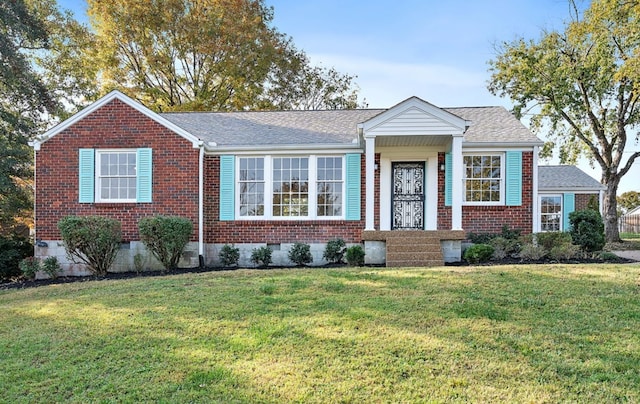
top-left (392, 162), bottom-right (425, 230)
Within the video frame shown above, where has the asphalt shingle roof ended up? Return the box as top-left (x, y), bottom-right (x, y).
top-left (538, 165), bottom-right (604, 190)
top-left (160, 105), bottom-right (540, 147)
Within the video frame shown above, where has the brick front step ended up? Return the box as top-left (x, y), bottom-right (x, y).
top-left (385, 234), bottom-right (444, 267)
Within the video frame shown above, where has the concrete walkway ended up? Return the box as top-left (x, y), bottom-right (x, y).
top-left (611, 250), bottom-right (640, 262)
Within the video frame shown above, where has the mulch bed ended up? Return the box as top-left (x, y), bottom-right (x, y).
top-left (1, 257), bottom-right (636, 291)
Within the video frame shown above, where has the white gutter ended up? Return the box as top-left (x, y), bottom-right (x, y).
top-left (198, 142), bottom-right (204, 262)
top-left (463, 141), bottom-right (544, 148)
top-left (532, 146), bottom-right (539, 233)
top-left (205, 142), bottom-right (363, 154)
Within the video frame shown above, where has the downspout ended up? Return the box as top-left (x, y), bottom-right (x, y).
top-left (198, 142), bottom-right (204, 267)
top-left (532, 146), bottom-right (539, 233)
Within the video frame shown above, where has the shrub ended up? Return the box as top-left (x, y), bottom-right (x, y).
top-left (549, 243), bottom-right (581, 260)
top-left (58, 216), bottom-right (121, 276)
top-left (251, 246), bottom-right (272, 267)
top-left (519, 243), bottom-right (547, 261)
top-left (139, 215), bottom-right (193, 271)
top-left (219, 244), bottom-right (240, 267)
top-left (323, 238), bottom-right (346, 264)
top-left (569, 209), bottom-right (605, 252)
top-left (345, 245), bottom-right (365, 266)
top-left (490, 236), bottom-right (521, 260)
top-left (468, 225), bottom-right (521, 245)
top-left (19, 257), bottom-right (40, 280)
top-left (535, 232), bottom-right (573, 252)
top-left (463, 244), bottom-right (494, 264)
top-left (288, 242), bottom-right (313, 266)
top-left (0, 236), bottom-right (33, 280)
top-left (41, 257), bottom-right (62, 279)
top-left (133, 253), bottom-right (145, 274)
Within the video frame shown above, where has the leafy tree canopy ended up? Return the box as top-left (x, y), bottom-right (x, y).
top-left (0, 0), bottom-right (94, 235)
top-left (488, 0), bottom-right (640, 242)
top-left (617, 191), bottom-right (640, 215)
top-left (87, 0), bottom-right (361, 111)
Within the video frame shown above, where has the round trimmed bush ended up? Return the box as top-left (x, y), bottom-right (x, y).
top-left (463, 244), bottom-right (494, 264)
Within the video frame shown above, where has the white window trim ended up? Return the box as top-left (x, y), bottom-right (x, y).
top-left (235, 155), bottom-right (345, 220)
top-left (539, 194), bottom-right (563, 232)
top-left (95, 149), bottom-right (137, 203)
top-left (462, 152), bottom-right (505, 206)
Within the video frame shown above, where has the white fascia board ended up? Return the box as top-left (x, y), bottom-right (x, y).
top-left (463, 141), bottom-right (544, 148)
top-left (539, 187), bottom-right (606, 193)
top-left (34, 90), bottom-right (202, 148)
top-left (205, 143), bottom-right (363, 155)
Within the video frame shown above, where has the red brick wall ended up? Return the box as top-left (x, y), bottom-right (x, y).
top-left (437, 151), bottom-right (534, 234)
top-left (203, 154), bottom-right (366, 244)
top-left (36, 99), bottom-right (199, 241)
top-left (575, 193), bottom-right (599, 211)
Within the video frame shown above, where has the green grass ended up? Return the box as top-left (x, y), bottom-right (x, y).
top-left (2, 264), bottom-right (640, 402)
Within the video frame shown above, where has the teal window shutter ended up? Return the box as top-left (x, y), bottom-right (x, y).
top-left (220, 155), bottom-right (235, 221)
top-left (136, 148), bottom-right (153, 203)
top-left (78, 149), bottom-right (95, 203)
top-left (444, 153), bottom-right (452, 206)
top-left (345, 153), bottom-right (361, 220)
top-left (563, 193), bottom-right (575, 231)
top-left (505, 151), bottom-right (522, 206)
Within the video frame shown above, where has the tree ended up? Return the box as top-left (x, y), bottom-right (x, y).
top-left (617, 191), bottom-right (640, 215)
top-left (488, 0), bottom-right (640, 243)
top-left (0, 0), bottom-right (96, 235)
top-left (0, 0), bottom-right (54, 235)
top-left (87, 0), bottom-right (361, 111)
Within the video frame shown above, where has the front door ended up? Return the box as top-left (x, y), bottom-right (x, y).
top-left (392, 162), bottom-right (425, 230)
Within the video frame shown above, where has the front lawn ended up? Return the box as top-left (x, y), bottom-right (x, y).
top-left (1, 264), bottom-right (639, 402)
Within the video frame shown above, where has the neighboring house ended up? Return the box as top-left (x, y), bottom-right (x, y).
top-left (538, 165), bottom-right (605, 232)
top-left (30, 91), bottom-right (600, 274)
top-left (620, 205), bottom-right (640, 234)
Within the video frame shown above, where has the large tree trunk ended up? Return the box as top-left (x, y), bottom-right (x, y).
top-left (602, 179), bottom-right (621, 243)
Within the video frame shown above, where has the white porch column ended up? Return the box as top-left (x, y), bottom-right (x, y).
top-left (365, 135), bottom-right (376, 230)
top-left (451, 136), bottom-right (463, 230)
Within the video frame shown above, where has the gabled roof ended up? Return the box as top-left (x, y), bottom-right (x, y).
top-left (625, 205), bottom-right (640, 217)
top-left (450, 106), bottom-right (541, 145)
top-left (33, 92), bottom-right (542, 150)
top-left (160, 109), bottom-right (384, 147)
top-left (538, 165), bottom-right (605, 191)
top-left (161, 100), bottom-right (541, 148)
top-left (32, 91), bottom-right (202, 150)
top-left (360, 96), bottom-right (469, 136)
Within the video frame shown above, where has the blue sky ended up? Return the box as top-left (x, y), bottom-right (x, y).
top-left (58, 0), bottom-right (639, 192)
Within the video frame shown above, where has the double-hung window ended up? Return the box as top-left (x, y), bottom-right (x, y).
top-left (97, 151), bottom-right (137, 202)
top-left (238, 157), bottom-right (265, 216)
top-left (79, 148), bottom-right (152, 203)
top-left (540, 195), bottom-right (562, 232)
top-left (463, 154), bottom-right (504, 204)
top-left (273, 157), bottom-right (309, 217)
top-left (316, 157), bottom-right (343, 217)
top-left (236, 155), bottom-right (345, 219)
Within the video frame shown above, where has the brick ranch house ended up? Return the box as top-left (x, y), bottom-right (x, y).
top-left (30, 91), bottom-right (603, 275)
